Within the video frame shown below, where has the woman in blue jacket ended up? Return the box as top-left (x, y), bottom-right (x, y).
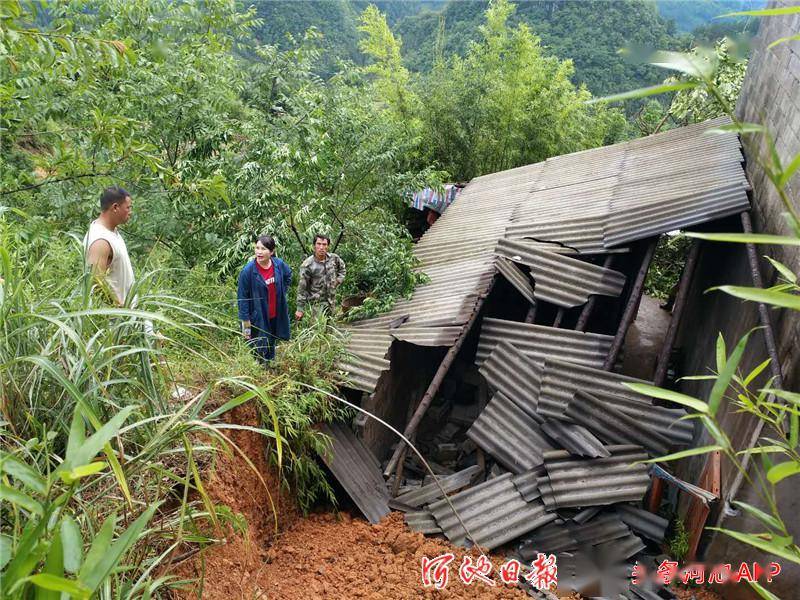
top-left (237, 235), bottom-right (292, 363)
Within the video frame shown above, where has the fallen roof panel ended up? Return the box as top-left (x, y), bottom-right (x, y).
top-left (495, 239), bottom-right (626, 307)
top-left (565, 390), bottom-right (673, 456)
top-left (476, 318), bottom-right (613, 369)
top-left (405, 510), bottom-right (442, 534)
top-left (317, 422), bottom-right (390, 524)
top-left (478, 341), bottom-right (543, 421)
top-left (495, 257), bottom-right (536, 305)
top-left (537, 358), bottom-right (694, 446)
top-left (428, 472), bottom-right (556, 550)
top-left (541, 419), bottom-right (610, 458)
top-left (616, 504), bottom-right (669, 543)
top-left (539, 445), bottom-right (650, 510)
top-left (394, 465), bottom-right (483, 509)
top-left (337, 351), bottom-right (390, 394)
top-left (467, 392), bottom-right (554, 473)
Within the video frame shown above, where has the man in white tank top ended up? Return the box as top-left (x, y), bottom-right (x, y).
top-left (85, 186), bottom-right (135, 305)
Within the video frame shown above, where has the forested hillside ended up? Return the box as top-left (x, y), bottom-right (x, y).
top-left (655, 0), bottom-right (765, 32)
top-left (252, 0), bottom-right (756, 99)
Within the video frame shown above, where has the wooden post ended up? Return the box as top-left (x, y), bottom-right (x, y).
top-left (575, 254), bottom-right (614, 332)
top-left (383, 295), bottom-right (488, 478)
top-left (603, 238), bottom-right (658, 371)
top-left (653, 240), bottom-right (701, 387)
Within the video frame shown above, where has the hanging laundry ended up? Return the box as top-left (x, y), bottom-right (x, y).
top-left (410, 184), bottom-right (462, 214)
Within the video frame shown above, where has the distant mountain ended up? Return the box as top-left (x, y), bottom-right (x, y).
top-left (395, 0), bottom-right (684, 97)
top-left (654, 0), bottom-right (766, 33)
top-left (251, 1), bottom-right (756, 98)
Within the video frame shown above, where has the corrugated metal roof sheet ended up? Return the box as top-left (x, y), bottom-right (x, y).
top-left (467, 392), bottom-right (554, 473)
top-left (511, 468), bottom-right (545, 502)
top-left (317, 422), bottom-right (390, 524)
top-left (522, 523), bottom-right (577, 555)
top-left (495, 239), bottom-right (627, 307)
top-left (342, 118), bottom-right (747, 393)
top-left (478, 341), bottom-right (543, 421)
top-left (595, 532), bottom-right (646, 562)
top-left (565, 391), bottom-right (673, 456)
top-left (495, 257), bottom-right (536, 305)
top-left (337, 351), bottom-right (390, 394)
top-left (569, 513), bottom-right (630, 547)
top-left (391, 326), bottom-right (463, 346)
top-left (540, 419), bottom-right (610, 458)
top-left (428, 472), bottom-right (556, 550)
top-left (538, 445), bottom-right (650, 510)
top-left (405, 510), bottom-right (441, 534)
top-left (616, 505), bottom-right (668, 543)
top-left (394, 465), bottom-right (482, 509)
top-left (476, 318), bottom-right (613, 368)
top-left (536, 358), bottom-right (694, 446)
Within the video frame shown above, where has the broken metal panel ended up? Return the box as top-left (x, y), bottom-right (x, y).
top-left (317, 423), bottom-right (390, 524)
top-left (478, 341), bottom-right (544, 422)
top-left (496, 257), bottom-right (536, 305)
top-left (568, 513), bottom-right (630, 546)
top-left (467, 393), bottom-right (554, 473)
top-left (539, 445), bottom-right (650, 510)
top-left (616, 505), bottom-right (669, 543)
top-left (541, 419), bottom-right (610, 458)
top-left (494, 239), bottom-right (626, 307)
top-left (511, 468), bottom-right (545, 502)
top-left (536, 359), bottom-right (694, 445)
top-left (565, 391), bottom-right (673, 456)
top-left (521, 523), bottom-right (578, 555)
top-left (594, 533), bottom-right (647, 563)
top-left (405, 511), bottom-right (442, 534)
top-left (390, 326), bottom-right (463, 347)
top-left (394, 465), bottom-right (483, 509)
top-left (477, 318), bottom-right (613, 369)
top-left (428, 473), bottom-right (556, 550)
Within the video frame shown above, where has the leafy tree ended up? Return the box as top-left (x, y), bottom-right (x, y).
top-left (667, 38), bottom-right (748, 124)
top-left (385, 0), bottom-right (627, 180)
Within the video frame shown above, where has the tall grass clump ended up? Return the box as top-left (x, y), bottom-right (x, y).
top-left (0, 219), bottom-right (287, 597)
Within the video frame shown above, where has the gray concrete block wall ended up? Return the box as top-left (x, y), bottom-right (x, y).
top-left (676, 2), bottom-right (800, 598)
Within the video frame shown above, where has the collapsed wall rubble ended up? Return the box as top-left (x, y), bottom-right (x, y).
top-left (319, 118), bottom-right (762, 597)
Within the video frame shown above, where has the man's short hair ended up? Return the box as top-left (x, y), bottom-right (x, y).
top-left (100, 186), bottom-right (130, 211)
top-left (257, 234), bottom-right (276, 251)
top-left (313, 233), bottom-right (331, 245)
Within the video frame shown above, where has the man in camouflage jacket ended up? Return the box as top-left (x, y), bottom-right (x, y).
top-left (295, 234), bottom-right (346, 319)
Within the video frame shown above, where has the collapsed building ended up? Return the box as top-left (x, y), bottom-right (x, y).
top-left (314, 9), bottom-right (800, 598)
top-left (315, 116), bottom-right (763, 597)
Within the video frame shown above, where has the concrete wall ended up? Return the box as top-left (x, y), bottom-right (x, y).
top-left (676, 3), bottom-right (800, 597)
